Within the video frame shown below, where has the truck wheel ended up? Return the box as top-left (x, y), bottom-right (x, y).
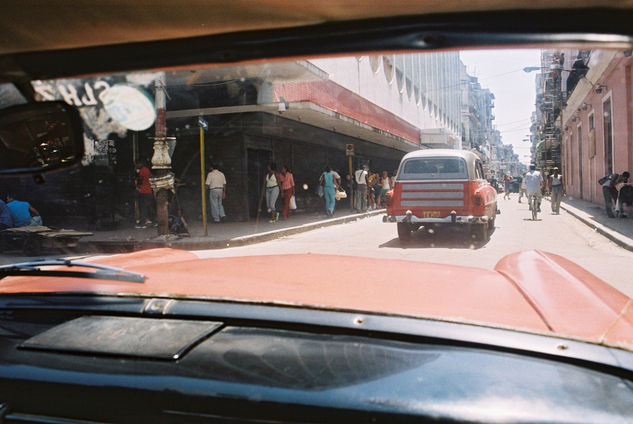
top-left (397, 223), bottom-right (413, 241)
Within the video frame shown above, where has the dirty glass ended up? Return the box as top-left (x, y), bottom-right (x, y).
top-left (0, 47), bottom-right (632, 310)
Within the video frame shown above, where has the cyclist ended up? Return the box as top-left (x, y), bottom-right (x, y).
top-left (524, 164), bottom-right (543, 216)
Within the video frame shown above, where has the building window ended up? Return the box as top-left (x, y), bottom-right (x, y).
top-left (603, 97), bottom-right (613, 173)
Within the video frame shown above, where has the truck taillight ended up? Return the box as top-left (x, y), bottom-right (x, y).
top-left (473, 194), bottom-right (482, 206)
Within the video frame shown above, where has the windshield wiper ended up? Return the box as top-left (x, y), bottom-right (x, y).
top-left (0, 259), bottom-right (146, 283)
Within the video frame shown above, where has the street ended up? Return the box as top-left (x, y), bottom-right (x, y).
top-left (2, 193), bottom-right (632, 298)
top-left (193, 193), bottom-right (633, 298)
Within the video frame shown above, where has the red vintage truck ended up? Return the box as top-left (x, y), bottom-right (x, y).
top-left (384, 149), bottom-right (499, 241)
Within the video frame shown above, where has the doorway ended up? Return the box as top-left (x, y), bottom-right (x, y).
top-left (247, 148), bottom-right (272, 218)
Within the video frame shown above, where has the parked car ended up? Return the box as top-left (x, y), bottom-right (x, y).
top-left (384, 149), bottom-right (498, 241)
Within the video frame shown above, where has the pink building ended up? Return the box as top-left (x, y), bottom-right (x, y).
top-left (562, 50), bottom-right (633, 204)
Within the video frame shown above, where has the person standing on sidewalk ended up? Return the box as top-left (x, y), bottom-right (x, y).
top-left (205, 163), bottom-right (227, 223)
top-left (380, 170), bottom-right (391, 204)
top-left (264, 163), bottom-right (280, 223)
top-left (548, 167), bottom-right (565, 214)
top-left (354, 164), bottom-right (368, 212)
top-left (134, 159), bottom-right (154, 228)
top-left (599, 172), bottom-right (619, 218)
top-left (279, 165), bottom-right (295, 219)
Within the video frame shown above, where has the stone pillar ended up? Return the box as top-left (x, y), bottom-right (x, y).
top-left (149, 73), bottom-right (175, 236)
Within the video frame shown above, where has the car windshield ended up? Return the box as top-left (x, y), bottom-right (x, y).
top-left (0, 47), bottom-right (632, 327)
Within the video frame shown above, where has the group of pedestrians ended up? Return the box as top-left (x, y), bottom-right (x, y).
top-left (507, 165), bottom-right (633, 219)
top-left (263, 163), bottom-right (295, 223)
top-left (353, 164), bottom-right (393, 212)
top-left (601, 171), bottom-right (632, 218)
top-left (0, 194), bottom-right (42, 230)
top-left (507, 165), bottom-right (566, 215)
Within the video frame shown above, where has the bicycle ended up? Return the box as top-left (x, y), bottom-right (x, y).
top-left (528, 193), bottom-right (539, 220)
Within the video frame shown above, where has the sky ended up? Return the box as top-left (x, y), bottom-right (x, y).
top-left (459, 49), bottom-right (541, 164)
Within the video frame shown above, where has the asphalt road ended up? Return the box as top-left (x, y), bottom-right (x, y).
top-left (194, 193), bottom-right (633, 298)
top-left (2, 193), bottom-right (632, 298)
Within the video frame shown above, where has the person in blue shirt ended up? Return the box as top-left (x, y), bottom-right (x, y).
top-left (319, 166), bottom-right (340, 217)
top-left (5, 194), bottom-right (41, 227)
top-left (0, 199), bottom-right (13, 230)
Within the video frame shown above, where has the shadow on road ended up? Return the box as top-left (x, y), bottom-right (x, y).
top-left (379, 227), bottom-right (491, 250)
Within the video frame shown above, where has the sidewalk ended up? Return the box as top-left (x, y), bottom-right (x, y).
top-left (549, 196), bottom-right (633, 252)
top-left (79, 208), bottom-right (385, 253)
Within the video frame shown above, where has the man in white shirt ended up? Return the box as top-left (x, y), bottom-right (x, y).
top-left (524, 164), bottom-right (543, 213)
top-left (205, 164), bottom-right (226, 222)
top-left (354, 164), bottom-right (368, 212)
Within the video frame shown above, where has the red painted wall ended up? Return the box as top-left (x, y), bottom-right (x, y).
top-left (563, 56), bottom-right (633, 204)
top-left (273, 81), bottom-right (421, 145)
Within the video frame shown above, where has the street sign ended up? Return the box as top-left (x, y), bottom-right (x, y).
top-left (198, 116), bottom-right (208, 131)
top-left (345, 144), bottom-right (354, 156)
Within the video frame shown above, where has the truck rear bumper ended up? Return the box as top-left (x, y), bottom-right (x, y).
top-left (383, 210), bottom-right (489, 225)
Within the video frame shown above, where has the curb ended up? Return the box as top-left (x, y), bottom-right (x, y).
top-left (81, 209), bottom-right (386, 253)
top-left (547, 198), bottom-right (633, 252)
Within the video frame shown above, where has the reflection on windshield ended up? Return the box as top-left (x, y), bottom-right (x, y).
top-left (0, 48), bottom-right (632, 305)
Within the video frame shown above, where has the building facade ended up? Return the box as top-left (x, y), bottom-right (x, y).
top-left (2, 52), bottom-right (464, 226)
top-left (561, 50), bottom-right (633, 204)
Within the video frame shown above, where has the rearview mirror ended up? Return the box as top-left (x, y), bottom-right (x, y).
top-left (0, 101), bottom-right (84, 175)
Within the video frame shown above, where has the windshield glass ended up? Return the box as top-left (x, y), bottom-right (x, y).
top-left (399, 157), bottom-right (469, 180)
top-left (1, 47), bottom-right (633, 324)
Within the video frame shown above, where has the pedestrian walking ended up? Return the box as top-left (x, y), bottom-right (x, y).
top-left (547, 167), bottom-right (565, 214)
top-left (134, 159), bottom-right (154, 228)
top-left (279, 165), bottom-right (295, 219)
top-left (518, 172), bottom-right (527, 203)
top-left (372, 172), bottom-right (383, 208)
top-left (524, 165), bottom-right (543, 214)
top-left (5, 194), bottom-right (41, 227)
top-left (322, 166), bottom-right (338, 217)
top-left (264, 163), bottom-right (280, 223)
top-left (205, 163), bottom-right (227, 223)
top-left (380, 170), bottom-right (391, 204)
top-left (354, 164), bottom-right (368, 212)
top-left (367, 171), bottom-right (377, 209)
top-left (599, 172), bottom-right (619, 218)
top-left (0, 198), bottom-right (13, 230)
top-left (503, 175), bottom-right (512, 200)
